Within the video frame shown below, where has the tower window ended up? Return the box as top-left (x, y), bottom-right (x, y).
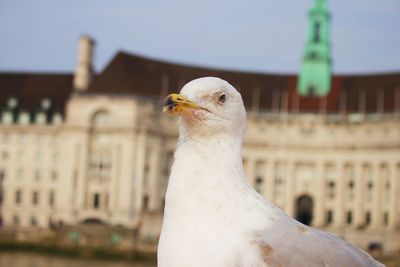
top-left (307, 85), bottom-right (316, 97)
top-left (313, 22), bottom-right (321, 42)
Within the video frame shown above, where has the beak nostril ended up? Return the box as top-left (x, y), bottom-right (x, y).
top-left (165, 96), bottom-right (174, 106)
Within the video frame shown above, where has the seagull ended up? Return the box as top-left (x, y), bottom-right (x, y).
top-left (158, 77), bottom-right (384, 267)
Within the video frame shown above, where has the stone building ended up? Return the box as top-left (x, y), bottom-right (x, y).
top-left (0, 0), bottom-right (400, 253)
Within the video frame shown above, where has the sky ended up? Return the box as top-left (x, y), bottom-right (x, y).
top-left (0, 0), bottom-right (399, 74)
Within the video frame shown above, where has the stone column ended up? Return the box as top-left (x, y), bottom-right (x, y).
top-left (134, 129), bottom-right (147, 214)
top-left (110, 144), bottom-right (122, 212)
top-left (75, 134), bottom-right (88, 212)
top-left (354, 163), bottom-right (364, 226)
top-left (389, 163), bottom-right (399, 229)
top-left (265, 159), bottom-right (274, 201)
top-left (148, 138), bottom-right (162, 211)
top-left (334, 162), bottom-right (346, 227)
top-left (58, 132), bottom-right (81, 223)
top-left (246, 158), bottom-right (256, 187)
top-left (285, 161), bottom-right (295, 217)
top-left (372, 163), bottom-right (383, 228)
top-left (314, 161), bottom-right (326, 227)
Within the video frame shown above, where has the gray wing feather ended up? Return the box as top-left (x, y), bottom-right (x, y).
top-left (253, 220), bottom-right (385, 267)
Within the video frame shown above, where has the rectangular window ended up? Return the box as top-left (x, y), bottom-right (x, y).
top-left (274, 162), bottom-right (285, 199)
top-left (49, 191), bottom-right (55, 207)
top-left (383, 212), bottom-right (389, 226)
top-left (142, 195), bottom-right (149, 211)
top-left (1, 151), bottom-right (8, 161)
top-left (16, 168), bottom-right (23, 179)
top-left (30, 216), bottom-right (37, 226)
top-left (326, 210), bottom-right (333, 224)
top-left (346, 211), bottom-right (353, 224)
top-left (13, 214), bottom-right (20, 226)
top-left (93, 193), bottom-right (100, 209)
top-left (255, 161), bottom-right (265, 194)
top-left (32, 191), bottom-right (39, 205)
top-left (89, 150), bottom-right (112, 180)
top-left (15, 190), bottom-right (22, 205)
top-left (327, 181), bottom-right (335, 199)
top-left (365, 211), bottom-right (371, 225)
top-left (104, 193), bottom-right (109, 208)
top-left (345, 165), bottom-right (355, 200)
top-left (51, 170), bottom-right (57, 181)
top-left (35, 170), bottom-right (41, 182)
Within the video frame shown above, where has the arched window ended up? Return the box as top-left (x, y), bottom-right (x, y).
top-left (88, 110), bottom-right (112, 182)
top-left (91, 110), bottom-right (111, 128)
top-left (86, 110), bottom-right (113, 215)
top-left (296, 195), bottom-right (314, 226)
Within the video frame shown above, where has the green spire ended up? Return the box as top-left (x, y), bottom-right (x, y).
top-left (298, 0), bottom-right (332, 97)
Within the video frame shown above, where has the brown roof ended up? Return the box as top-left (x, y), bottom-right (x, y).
top-left (0, 52), bottom-right (399, 116)
top-left (0, 72), bottom-right (73, 114)
top-left (89, 52), bottom-right (400, 113)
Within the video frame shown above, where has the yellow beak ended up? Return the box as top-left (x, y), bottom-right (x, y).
top-left (163, 93), bottom-right (202, 115)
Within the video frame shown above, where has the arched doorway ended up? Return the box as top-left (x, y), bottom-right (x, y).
top-left (296, 195), bottom-right (313, 226)
top-left (81, 217), bottom-right (108, 225)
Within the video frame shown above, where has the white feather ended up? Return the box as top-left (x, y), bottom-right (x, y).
top-left (158, 77), bottom-right (384, 267)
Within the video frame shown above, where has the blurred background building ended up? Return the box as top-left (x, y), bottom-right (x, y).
top-left (0, 0), bottom-right (399, 254)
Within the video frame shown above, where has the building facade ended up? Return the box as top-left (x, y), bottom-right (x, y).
top-left (0, 2), bottom-right (400, 252)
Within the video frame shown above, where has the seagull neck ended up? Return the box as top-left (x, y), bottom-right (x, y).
top-left (177, 133), bottom-right (243, 166)
top-left (166, 133), bottom-right (248, 218)
top-left (171, 133), bottom-right (245, 188)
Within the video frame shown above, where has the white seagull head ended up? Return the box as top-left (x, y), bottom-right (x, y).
top-left (163, 77), bottom-right (246, 139)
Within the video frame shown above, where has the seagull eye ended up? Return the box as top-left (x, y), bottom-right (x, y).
top-left (218, 93), bottom-right (226, 104)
